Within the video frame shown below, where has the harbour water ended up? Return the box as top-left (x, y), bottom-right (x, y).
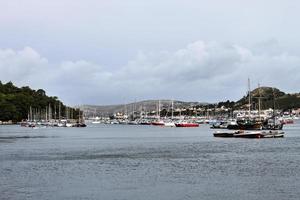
top-left (1, 123), bottom-right (300, 200)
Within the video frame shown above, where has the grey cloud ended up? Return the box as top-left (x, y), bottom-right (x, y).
top-left (1, 41), bottom-right (300, 105)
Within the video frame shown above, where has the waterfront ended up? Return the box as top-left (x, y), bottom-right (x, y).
top-left (1, 123), bottom-right (300, 200)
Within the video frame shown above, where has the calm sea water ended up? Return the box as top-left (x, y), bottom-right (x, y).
top-left (1, 122), bottom-right (300, 200)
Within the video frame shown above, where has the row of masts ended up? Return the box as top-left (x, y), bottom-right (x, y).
top-left (157, 100), bottom-right (174, 120)
top-left (120, 99), bottom-right (176, 120)
top-left (114, 79), bottom-right (277, 120)
top-left (27, 103), bottom-right (76, 122)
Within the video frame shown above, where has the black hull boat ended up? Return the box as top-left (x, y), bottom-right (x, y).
top-left (227, 124), bottom-right (240, 130)
top-left (213, 130), bottom-right (284, 138)
top-left (139, 122), bottom-right (152, 125)
top-left (74, 123), bottom-right (87, 127)
top-left (213, 131), bottom-right (236, 137)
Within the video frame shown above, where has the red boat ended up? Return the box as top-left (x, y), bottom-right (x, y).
top-left (281, 119), bottom-right (294, 124)
top-left (175, 122), bottom-right (199, 127)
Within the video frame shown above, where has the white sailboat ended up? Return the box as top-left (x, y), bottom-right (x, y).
top-left (152, 100), bottom-right (165, 126)
top-left (164, 100), bottom-right (176, 127)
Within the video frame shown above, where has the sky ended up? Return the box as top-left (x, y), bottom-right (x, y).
top-left (1, 0), bottom-right (300, 105)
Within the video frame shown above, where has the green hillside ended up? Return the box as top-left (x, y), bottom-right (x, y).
top-left (234, 87), bottom-right (300, 110)
top-left (0, 81), bottom-right (78, 122)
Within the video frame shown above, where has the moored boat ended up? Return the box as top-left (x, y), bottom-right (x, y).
top-left (74, 123), bottom-right (87, 127)
top-left (261, 130), bottom-right (284, 138)
top-left (233, 130), bottom-right (264, 138)
top-left (164, 121), bottom-right (176, 127)
top-left (175, 121), bottom-right (199, 127)
top-left (139, 122), bottom-right (152, 125)
top-left (213, 131), bottom-right (235, 137)
top-left (152, 121), bottom-right (165, 126)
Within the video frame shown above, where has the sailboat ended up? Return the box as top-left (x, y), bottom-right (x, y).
top-left (152, 100), bottom-right (165, 126)
top-left (164, 100), bottom-right (176, 127)
top-left (92, 109), bottom-right (101, 124)
top-left (74, 108), bottom-right (87, 127)
top-left (65, 107), bottom-right (73, 127)
top-left (233, 79), bottom-right (263, 130)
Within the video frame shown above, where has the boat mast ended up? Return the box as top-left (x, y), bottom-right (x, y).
top-left (58, 103), bottom-right (61, 121)
top-left (158, 100), bottom-right (161, 120)
top-left (30, 106), bottom-right (32, 122)
top-left (48, 103), bottom-right (51, 121)
top-left (124, 102), bottom-right (127, 119)
top-left (33, 108), bottom-right (36, 121)
top-left (248, 78), bottom-right (251, 117)
top-left (78, 108), bottom-right (80, 123)
top-left (45, 106), bottom-right (48, 121)
top-left (171, 100), bottom-right (174, 120)
top-left (272, 87), bottom-right (276, 117)
top-left (54, 104), bottom-right (57, 120)
top-left (258, 83), bottom-right (261, 121)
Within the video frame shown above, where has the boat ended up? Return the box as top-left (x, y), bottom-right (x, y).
top-left (138, 119), bottom-right (152, 125)
top-left (233, 130), bottom-right (264, 138)
top-left (164, 121), bottom-right (176, 127)
top-left (128, 120), bottom-right (138, 125)
top-left (227, 123), bottom-right (239, 129)
top-left (236, 119), bottom-right (263, 130)
top-left (163, 100), bottom-right (176, 127)
top-left (175, 121), bottom-right (199, 127)
top-left (262, 118), bottom-right (283, 130)
top-left (210, 121), bottom-right (228, 129)
top-left (213, 131), bottom-right (235, 137)
top-left (139, 122), bottom-right (152, 125)
top-left (214, 130), bottom-right (284, 138)
top-left (261, 130), bottom-right (284, 138)
top-left (233, 130), bottom-right (285, 138)
top-left (280, 118), bottom-right (294, 124)
top-left (230, 79), bottom-right (263, 130)
top-left (92, 117), bottom-right (101, 124)
top-left (74, 123), bottom-right (87, 127)
top-left (152, 121), bottom-right (165, 126)
top-left (293, 116), bottom-right (299, 120)
top-left (75, 109), bottom-right (87, 127)
top-left (152, 100), bottom-right (165, 126)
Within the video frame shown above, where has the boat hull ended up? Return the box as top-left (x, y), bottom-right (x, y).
top-left (233, 132), bottom-right (263, 138)
top-left (213, 132), bottom-right (234, 137)
top-left (152, 122), bottom-right (165, 126)
top-left (175, 123), bottom-right (199, 127)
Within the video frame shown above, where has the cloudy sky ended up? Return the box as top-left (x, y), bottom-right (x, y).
top-left (1, 0), bottom-right (300, 105)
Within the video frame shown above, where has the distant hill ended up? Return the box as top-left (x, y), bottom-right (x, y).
top-left (82, 86), bottom-right (300, 116)
top-left (81, 100), bottom-right (209, 117)
top-left (0, 81), bottom-right (78, 122)
top-left (235, 86), bottom-right (300, 110)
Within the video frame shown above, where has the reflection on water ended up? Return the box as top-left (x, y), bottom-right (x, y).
top-left (1, 123), bottom-right (300, 200)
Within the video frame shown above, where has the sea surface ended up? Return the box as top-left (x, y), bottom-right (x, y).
top-left (1, 122), bottom-right (300, 200)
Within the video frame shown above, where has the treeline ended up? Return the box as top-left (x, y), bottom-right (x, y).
top-left (0, 81), bottom-right (79, 122)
